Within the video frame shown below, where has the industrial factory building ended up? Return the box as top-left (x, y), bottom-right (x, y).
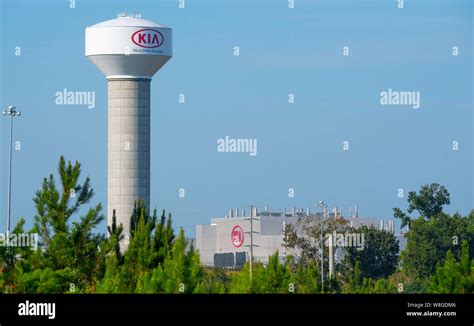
top-left (196, 206), bottom-right (405, 268)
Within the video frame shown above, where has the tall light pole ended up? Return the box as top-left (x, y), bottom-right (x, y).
top-left (317, 200), bottom-right (327, 293)
top-left (2, 106), bottom-right (21, 234)
top-left (249, 205), bottom-right (254, 280)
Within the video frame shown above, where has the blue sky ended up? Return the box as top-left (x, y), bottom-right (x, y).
top-left (0, 0), bottom-right (472, 237)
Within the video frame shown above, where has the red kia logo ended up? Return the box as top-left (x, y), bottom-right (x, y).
top-left (231, 225), bottom-right (244, 248)
top-left (131, 29), bottom-right (164, 48)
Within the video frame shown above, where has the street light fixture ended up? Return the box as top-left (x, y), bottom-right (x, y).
top-left (2, 106), bottom-right (21, 234)
top-left (316, 200), bottom-right (327, 293)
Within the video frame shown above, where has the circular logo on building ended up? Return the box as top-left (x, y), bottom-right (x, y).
top-left (231, 225), bottom-right (244, 248)
top-left (131, 29), bottom-right (164, 48)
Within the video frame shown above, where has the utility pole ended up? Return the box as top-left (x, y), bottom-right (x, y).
top-left (2, 106), bottom-right (21, 233)
top-left (245, 205), bottom-right (259, 281)
top-left (317, 200), bottom-right (327, 293)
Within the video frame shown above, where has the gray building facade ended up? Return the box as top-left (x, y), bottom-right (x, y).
top-left (196, 206), bottom-right (405, 268)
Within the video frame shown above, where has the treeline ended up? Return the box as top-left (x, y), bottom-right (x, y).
top-left (0, 157), bottom-right (473, 294)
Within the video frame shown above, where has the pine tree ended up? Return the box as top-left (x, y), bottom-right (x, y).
top-left (107, 203), bottom-right (156, 292)
top-left (370, 278), bottom-right (398, 294)
top-left (151, 209), bottom-right (175, 267)
top-left (228, 262), bottom-right (259, 294)
top-left (194, 268), bottom-right (228, 294)
top-left (16, 156), bottom-right (107, 293)
top-left (258, 252), bottom-right (293, 293)
top-left (96, 255), bottom-right (122, 293)
top-left (229, 253), bottom-right (295, 294)
top-left (0, 218), bottom-right (37, 293)
top-left (430, 240), bottom-right (474, 293)
top-left (98, 204), bottom-right (203, 294)
top-left (291, 260), bottom-right (320, 293)
top-left (146, 229), bottom-right (204, 293)
top-left (459, 240), bottom-right (474, 292)
top-left (107, 210), bottom-right (124, 264)
top-left (344, 261), bottom-right (373, 293)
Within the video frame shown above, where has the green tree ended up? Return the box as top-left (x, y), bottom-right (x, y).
top-left (284, 214), bottom-right (348, 282)
top-left (0, 156), bottom-right (208, 294)
top-left (290, 260), bottom-right (321, 293)
top-left (370, 278), bottom-right (398, 294)
top-left (228, 262), bottom-right (258, 294)
top-left (95, 254), bottom-right (122, 293)
top-left (136, 229), bottom-right (203, 293)
top-left (0, 218), bottom-right (38, 293)
top-left (401, 212), bottom-right (473, 279)
top-left (229, 252), bottom-right (294, 294)
top-left (341, 261), bottom-right (398, 294)
top-left (430, 240), bottom-right (474, 293)
top-left (98, 205), bottom-right (201, 294)
top-left (343, 261), bottom-right (371, 293)
top-left (98, 202), bottom-right (164, 293)
top-left (194, 268), bottom-right (229, 294)
top-left (393, 183), bottom-right (450, 227)
top-left (118, 204), bottom-right (156, 292)
top-left (16, 156), bottom-right (108, 293)
top-left (257, 253), bottom-right (293, 293)
top-left (340, 226), bottom-right (399, 279)
top-left (107, 210), bottom-right (124, 264)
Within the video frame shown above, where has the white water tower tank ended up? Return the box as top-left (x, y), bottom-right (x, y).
top-left (85, 13), bottom-right (172, 78)
top-left (85, 14), bottom-right (172, 250)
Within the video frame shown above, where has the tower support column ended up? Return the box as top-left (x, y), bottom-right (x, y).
top-left (107, 78), bottom-right (151, 247)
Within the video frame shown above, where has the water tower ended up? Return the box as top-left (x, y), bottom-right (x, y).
top-left (85, 13), bottom-right (172, 248)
